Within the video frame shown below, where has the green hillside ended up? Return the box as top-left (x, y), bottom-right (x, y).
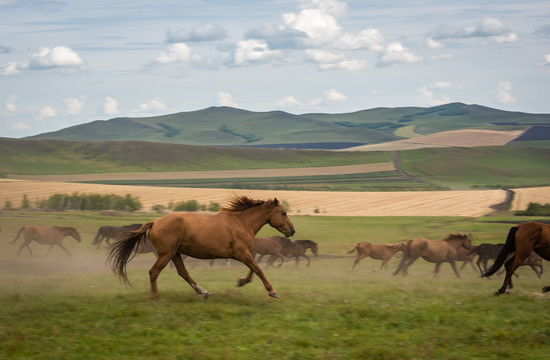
top-left (398, 146), bottom-right (550, 189)
top-left (25, 103), bottom-right (550, 147)
top-left (0, 138), bottom-right (389, 175)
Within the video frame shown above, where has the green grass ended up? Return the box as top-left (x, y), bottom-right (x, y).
top-left (1, 210), bottom-right (549, 359)
top-left (0, 139), bottom-right (390, 175)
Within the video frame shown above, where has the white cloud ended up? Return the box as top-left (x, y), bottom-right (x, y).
top-left (378, 42), bottom-right (422, 66)
top-left (0, 46), bottom-right (83, 75)
top-left (536, 54), bottom-right (550, 66)
top-left (416, 82), bottom-right (452, 106)
top-left (429, 18), bottom-right (518, 44)
top-left (30, 46), bottom-right (83, 69)
top-left (5, 95), bottom-right (17, 113)
top-left (496, 81), bottom-right (516, 104)
top-left (275, 96), bottom-right (303, 108)
top-left (39, 106), bottom-right (56, 119)
top-left (306, 49), bottom-right (366, 70)
top-left (166, 22), bottom-right (227, 42)
top-left (337, 29), bottom-right (385, 51)
top-left (0, 62), bottom-right (21, 76)
top-left (217, 92), bottom-right (238, 107)
top-left (139, 100), bottom-right (167, 112)
top-left (63, 97), bottom-right (85, 115)
top-left (323, 88), bottom-right (346, 102)
top-left (155, 43), bottom-right (201, 64)
top-left (104, 97), bottom-right (119, 115)
top-left (282, 5), bottom-right (342, 47)
top-left (11, 122), bottom-right (31, 131)
top-left (426, 37), bottom-right (443, 49)
top-left (232, 39), bottom-right (281, 65)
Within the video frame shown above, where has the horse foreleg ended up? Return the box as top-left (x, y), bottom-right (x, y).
top-left (148, 253), bottom-right (173, 300)
top-left (237, 252), bottom-right (277, 298)
top-left (56, 243), bottom-right (72, 257)
top-left (448, 261), bottom-right (460, 279)
top-left (374, 259), bottom-right (387, 272)
top-left (303, 254), bottom-right (310, 267)
top-left (476, 258), bottom-right (484, 276)
top-left (172, 255), bottom-right (210, 298)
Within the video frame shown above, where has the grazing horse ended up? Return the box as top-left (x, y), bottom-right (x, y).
top-left (393, 234), bottom-right (472, 278)
top-left (252, 236), bottom-right (295, 268)
top-left (93, 224), bottom-right (142, 248)
top-left (9, 225), bottom-right (82, 256)
top-left (484, 222), bottom-right (550, 295)
top-left (347, 241), bottom-right (406, 272)
top-left (107, 196), bottom-right (295, 299)
top-left (288, 239), bottom-right (319, 267)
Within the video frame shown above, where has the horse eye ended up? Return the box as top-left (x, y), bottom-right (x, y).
top-left (282, 212), bottom-right (287, 216)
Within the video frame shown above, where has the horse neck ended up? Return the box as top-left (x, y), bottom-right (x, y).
top-left (238, 206), bottom-right (273, 234)
top-left (446, 237), bottom-right (466, 248)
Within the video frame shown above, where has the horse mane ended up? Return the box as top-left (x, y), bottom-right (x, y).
top-left (443, 233), bottom-right (468, 241)
top-left (221, 195), bottom-right (266, 212)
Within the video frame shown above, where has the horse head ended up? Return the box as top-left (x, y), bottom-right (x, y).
top-left (70, 228), bottom-right (82, 242)
top-left (266, 198), bottom-right (295, 237)
top-left (446, 233), bottom-right (472, 250)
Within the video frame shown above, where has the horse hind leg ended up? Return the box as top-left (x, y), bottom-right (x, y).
top-left (148, 253), bottom-right (174, 300)
top-left (172, 254), bottom-right (210, 298)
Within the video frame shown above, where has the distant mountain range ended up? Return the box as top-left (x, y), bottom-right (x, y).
top-left (26, 103), bottom-right (550, 149)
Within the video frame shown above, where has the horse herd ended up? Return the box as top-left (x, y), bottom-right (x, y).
top-left (7, 196), bottom-right (550, 298)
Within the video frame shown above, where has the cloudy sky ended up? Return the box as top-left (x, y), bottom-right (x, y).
top-left (1, 0), bottom-right (549, 138)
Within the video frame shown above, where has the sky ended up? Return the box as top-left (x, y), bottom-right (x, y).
top-left (1, 0), bottom-right (549, 138)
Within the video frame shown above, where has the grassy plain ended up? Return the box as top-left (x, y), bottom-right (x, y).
top-left (1, 210), bottom-right (549, 359)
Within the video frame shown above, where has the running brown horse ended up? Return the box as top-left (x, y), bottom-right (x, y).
top-left (347, 241), bottom-right (406, 272)
top-left (93, 223), bottom-right (142, 248)
top-left (483, 222), bottom-right (550, 295)
top-left (252, 236), bottom-right (295, 268)
top-left (107, 196), bottom-right (295, 299)
top-left (9, 225), bottom-right (82, 256)
top-left (393, 234), bottom-right (472, 278)
top-left (289, 239), bottom-right (319, 267)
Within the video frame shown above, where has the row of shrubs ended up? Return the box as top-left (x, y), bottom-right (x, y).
top-left (516, 202), bottom-right (550, 216)
top-left (3, 193), bottom-right (220, 213)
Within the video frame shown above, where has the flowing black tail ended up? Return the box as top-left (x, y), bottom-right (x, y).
top-left (106, 222), bottom-right (154, 285)
top-left (483, 226), bottom-right (518, 277)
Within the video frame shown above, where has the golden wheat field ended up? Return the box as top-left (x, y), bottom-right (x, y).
top-left (2, 176), bottom-right (548, 217)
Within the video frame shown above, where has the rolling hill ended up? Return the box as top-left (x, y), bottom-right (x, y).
top-left (25, 103), bottom-right (550, 148)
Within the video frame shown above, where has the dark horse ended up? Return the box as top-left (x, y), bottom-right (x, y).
top-left (93, 224), bottom-right (142, 248)
top-left (107, 196), bottom-right (295, 299)
top-left (469, 243), bottom-right (543, 278)
top-left (290, 239), bottom-right (319, 267)
top-left (483, 222), bottom-right (550, 295)
top-left (10, 225), bottom-right (82, 256)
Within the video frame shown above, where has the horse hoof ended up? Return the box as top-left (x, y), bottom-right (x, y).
top-left (269, 292), bottom-right (279, 298)
top-left (542, 286), bottom-right (550, 293)
top-left (203, 292), bottom-right (211, 299)
top-left (237, 278), bottom-right (246, 287)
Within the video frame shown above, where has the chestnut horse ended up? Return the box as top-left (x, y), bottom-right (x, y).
top-left (107, 196), bottom-right (295, 299)
top-left (483, 222), bottom-right (550, 295)
top-left (9, 225), bottom-right (82, 256)
top-left (347, 241), bottom-right (406, 272)
top-left (252, 236), bottom-right (295, 268)
top-left (393, 234), bottom-right (472, 278)
top-left (290, 239), bottom-right (319, 267)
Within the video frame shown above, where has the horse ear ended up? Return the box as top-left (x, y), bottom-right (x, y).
top-left (273, 198), bottom-right (279, 206)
